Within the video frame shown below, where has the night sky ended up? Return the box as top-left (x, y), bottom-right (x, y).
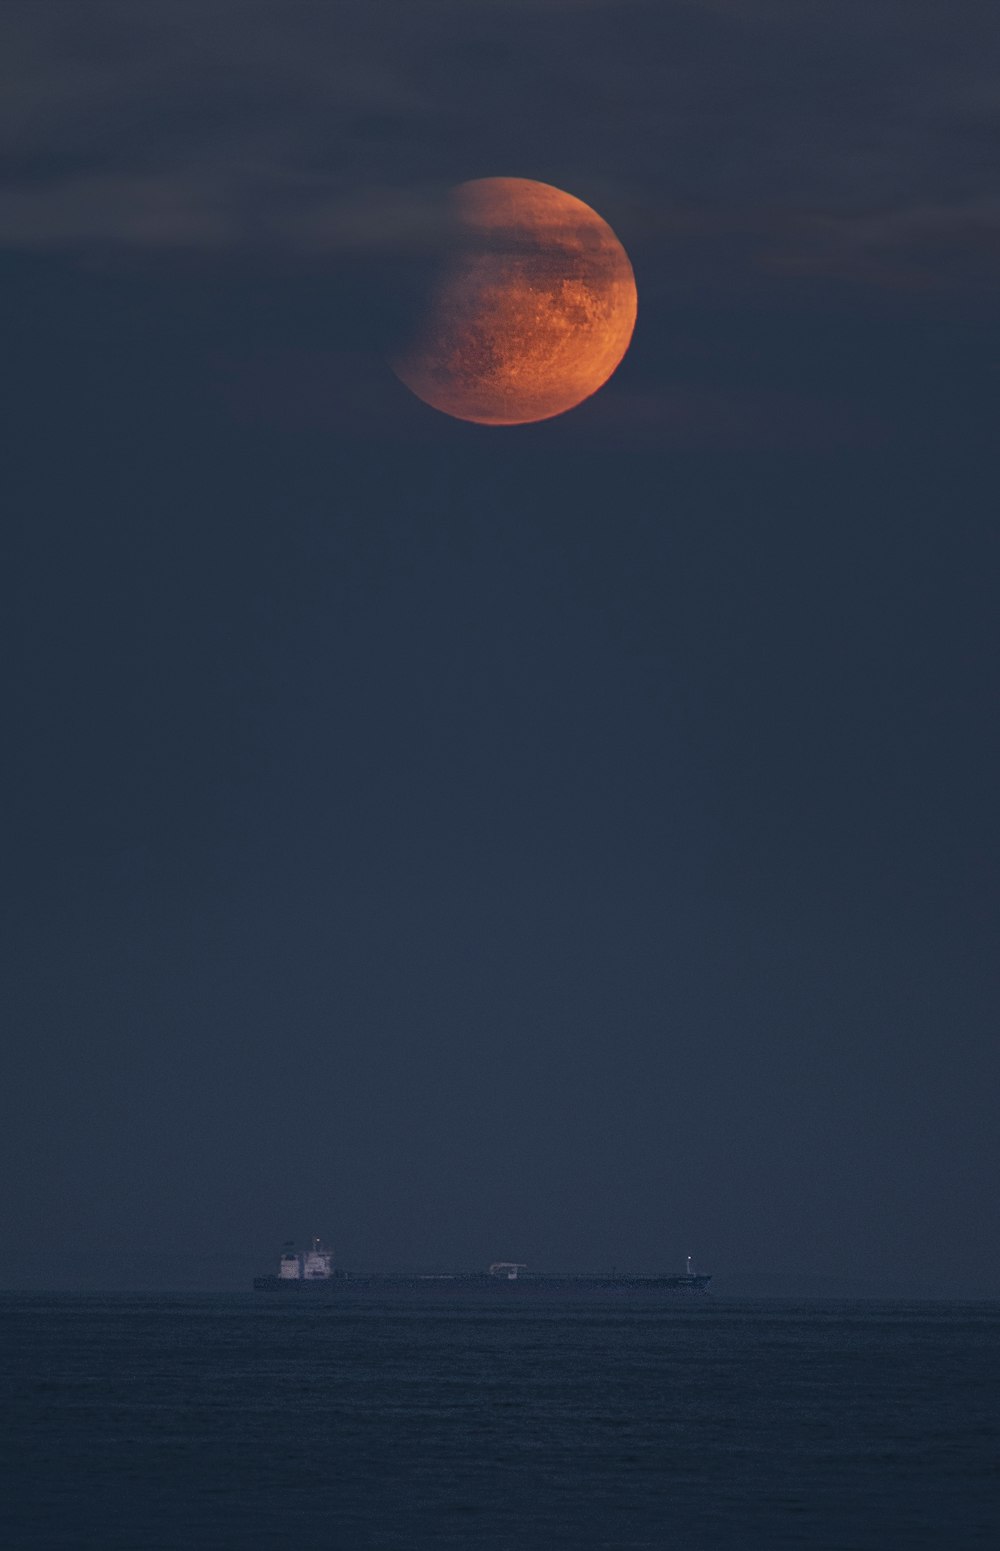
top-left (4, 1), bottom-right (998, 1294)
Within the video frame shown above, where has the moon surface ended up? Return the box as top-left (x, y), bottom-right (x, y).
top-left (393, 177), bottom-right (637, 425)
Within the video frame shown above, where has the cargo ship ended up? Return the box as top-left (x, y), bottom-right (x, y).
top-left (253, 1239), bottom-right (711, 1294)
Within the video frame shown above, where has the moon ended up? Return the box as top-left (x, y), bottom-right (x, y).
top-left (392, 177), bottom-right (637, 426)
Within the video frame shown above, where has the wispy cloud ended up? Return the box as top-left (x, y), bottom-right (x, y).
top-left (765, 199), bottom-right (1000, 289)
top-left (1, 0), bottom-right (997, 299)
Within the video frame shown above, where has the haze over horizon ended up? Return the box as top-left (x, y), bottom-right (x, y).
top-left (3, 1), bottom-right (998, 1297)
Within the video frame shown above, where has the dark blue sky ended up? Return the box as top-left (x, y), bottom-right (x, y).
top-left (3, 1), bottom-right (998, 1292)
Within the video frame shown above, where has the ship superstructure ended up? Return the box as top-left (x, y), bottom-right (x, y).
top-left (274, 1237), bottom-right (335, 1282)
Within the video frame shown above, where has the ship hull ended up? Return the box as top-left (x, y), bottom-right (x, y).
top-left (253, 1272), bottom-right (711, 1295)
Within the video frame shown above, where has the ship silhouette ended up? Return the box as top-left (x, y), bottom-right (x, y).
top-left (254, 1239), bottom-right (711, 1295)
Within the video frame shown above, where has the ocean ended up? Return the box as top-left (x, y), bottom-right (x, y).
top-left (1, 1295), bottom-right (996, 1549)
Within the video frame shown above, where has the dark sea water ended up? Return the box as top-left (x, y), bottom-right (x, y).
top-left (1, 1295), bottom-right (996, 1549)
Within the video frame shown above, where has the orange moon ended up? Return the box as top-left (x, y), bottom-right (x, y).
top-left (392, 177), bottom-right (637, 425)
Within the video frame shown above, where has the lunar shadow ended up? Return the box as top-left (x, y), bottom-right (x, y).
top-left (377, 186), bottom-right (463, 363)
